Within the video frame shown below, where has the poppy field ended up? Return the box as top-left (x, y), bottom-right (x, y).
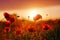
top-left (0, 12), bottom-right (60, 40)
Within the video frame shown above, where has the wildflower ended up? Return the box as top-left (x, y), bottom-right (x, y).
top-left (16, 30), bottom-right (21, 35)
top-left (42, 24), bottom-right (50, 31)
top-left (4, 12), bottom-right (10, 20)
top-left (27, 26), bottom-right (36, 33)
top-left (53, 21), bottom-right (58, 24)
top-left (33, 14), bottom-right (42, 21)
top-left (10, 17), bottom-right (15, 23)
top-left (40, 38), bottom-right (46, 40)
top-left (4, 12), bottom-right (15, 23)
top-left (4, 27), bottom-right (10, 33)
top-left (5, 22), bottom-right (11, 27)
top-left (15, 29), bottom-right (23, 36)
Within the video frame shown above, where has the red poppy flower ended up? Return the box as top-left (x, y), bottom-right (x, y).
top-left (10, 17), bottom-right (15, 23)
top-left (15, 29), bottom-right (23, 36)
top-left (27, 26), bottom-right (36, 33)
top-left (42, 24), bottom-right (51, 31)
top-left (16, 30), bottom-right (21, 35)
top-left (33, 14), bottom-right (42, 21)
top-left (40, 38), bottom-right (46, 40)
top-left (5, 22), bottom-right (11, 27)
top-left (4, 27), bottom-right (10, 33)
top-left (4, 12), bottom-right (10, 20)
top-left (53, 21), bottom-right (58, 24)
top-left (4, 12), bottom-right (15, 23)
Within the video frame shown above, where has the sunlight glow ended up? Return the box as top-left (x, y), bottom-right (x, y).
top-left (28, 9), bottom-right (38, 20)
top-left (28, 9), bottom-right (43, 20)
top-left (30, 10), bottom-right (38, 19)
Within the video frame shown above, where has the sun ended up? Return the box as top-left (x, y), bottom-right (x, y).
top-left (28, 9), bottom-right (40, 20)
top-left (27, 9), bottom-right (46, 21)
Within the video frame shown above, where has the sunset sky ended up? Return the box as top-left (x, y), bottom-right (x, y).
top-left (0, 0), bottom-right (60, 20)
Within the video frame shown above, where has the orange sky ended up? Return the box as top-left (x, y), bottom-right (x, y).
top-left (0, 0), bottom-right (60, 20)
top-left (0, 0), bottom-right (60, 10)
